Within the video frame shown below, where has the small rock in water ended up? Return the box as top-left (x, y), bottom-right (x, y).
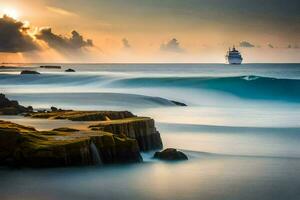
top-left (154, 148), bottom-right (188, 161)
top-left (65, 68), bottom-right (76, 72)
top-left (20, 70), bottom-right (40, 75)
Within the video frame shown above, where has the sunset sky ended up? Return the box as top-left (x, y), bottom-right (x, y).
top-left (0, 0), bottom-right (299, 63)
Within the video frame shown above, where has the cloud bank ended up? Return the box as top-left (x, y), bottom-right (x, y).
top-left (122, 38), bottom-right (131, 48)
top-left (36, 28), bottom-right (93, 51)
top-left (0, 15), bottom-right (38, 52)
top-left (160, 38), bottom-right (184, 53)
top-left (0, 15), bottom-right (93, 56)
top-left (239, 41), bottom-right (255, 48)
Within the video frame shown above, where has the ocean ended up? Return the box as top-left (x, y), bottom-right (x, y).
top-left (0, 63), bottom-right (300, 200)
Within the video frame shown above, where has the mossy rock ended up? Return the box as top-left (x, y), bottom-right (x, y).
top-left (29, 111), bottom-right (135, 121)
top-left (0, 120), bottom-right (142, 167)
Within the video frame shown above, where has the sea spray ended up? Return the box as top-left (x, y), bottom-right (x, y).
top-left (89, 142), bottom-right (103, 165)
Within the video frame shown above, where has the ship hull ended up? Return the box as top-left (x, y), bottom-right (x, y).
top-left (228, 57), bottom-right (242, 65)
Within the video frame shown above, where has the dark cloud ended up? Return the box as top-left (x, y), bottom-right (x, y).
top-left (36, 28), bottom-right (93, 51)
top-left (0, 15), bottom-right (38, 53)
top-left (122, 38), bottom-right (131, 48)
top-left (160, 38), bottom-right (184, 53)
top-left (268, 43), bottom-right (274, 48)
top-left (288, 44), bottom-right (299, 49)
top-left (239, 41), bottom-right (255, 48)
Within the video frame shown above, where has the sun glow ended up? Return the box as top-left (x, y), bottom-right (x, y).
top-left (2, 7), bottom-right (20, 19)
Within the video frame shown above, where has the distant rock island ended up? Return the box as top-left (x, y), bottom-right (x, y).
top-left (0, 94), bottom-right (164, 167)
top-left (20, 70), bottom-right (40, 75)
top-left (40, 65), bottom-right (61, 69)
top-left (65, 68), bottom-right (76, 72)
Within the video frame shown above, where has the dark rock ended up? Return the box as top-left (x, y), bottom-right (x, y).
top-left (154, 148), bottom-right (188, 161)
top-left (50, 106), bottom-right (58, 112)
top-left (40, 65), bottom-right (61, 69)
top-left (0, 94), bottom-right (31, 115)
top-left (65, 68), bottom-right (76, 72)
top-left (171, 100), bottom-right (187, 106)
top-left (20, 70), bottom-right (40, 75)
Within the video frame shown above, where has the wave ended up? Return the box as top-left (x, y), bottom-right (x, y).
top-left (112, 75), bottom-right (300, 102)
top-left (1, 74), bottom-right (300, 102)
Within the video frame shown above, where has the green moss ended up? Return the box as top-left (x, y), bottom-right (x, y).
top-left (89, 117), bottom-right (151, 128)
top-left (29, 111), bottom-right (135, 121)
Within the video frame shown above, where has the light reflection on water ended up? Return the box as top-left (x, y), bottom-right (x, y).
top-left (1, 155), bottom-right (300, 200)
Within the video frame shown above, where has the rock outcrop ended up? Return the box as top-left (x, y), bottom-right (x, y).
top-left (0, 120), bottom-right (142, 167)
top-left (28, 110), bottom-right (163, 151)
top-left (0, 94), bottom-right (32, 115)
top-left (20, 70), bottom-right (40, 75)
top-left (89, 117), bottom-right (163, 151)
top-left (154, 148), bottom-right (188, 161)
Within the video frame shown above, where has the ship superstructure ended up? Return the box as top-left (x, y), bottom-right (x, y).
top-left (226, 46), bottom-right (243, 64)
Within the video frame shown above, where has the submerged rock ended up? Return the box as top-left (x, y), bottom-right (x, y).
top-left (0, 94), bottom-right (31, 115)
top-left (0, 120), bottom-right (142, 167)
top-left (20, 70), bottom-right (40, 75)
top-left (154, 148), bottom-right (188, 161)
top-left (65, 68), bottom-right (76, 72)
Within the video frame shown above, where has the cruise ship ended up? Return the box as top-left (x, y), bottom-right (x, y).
top-left (226, 46), bottom-right (243, 64)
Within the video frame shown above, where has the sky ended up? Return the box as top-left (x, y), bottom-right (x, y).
top-left (0, 0), bottom-right (299, 63)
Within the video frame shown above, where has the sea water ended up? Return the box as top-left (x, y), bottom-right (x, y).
top-left (0, 63), bottom-right (300, 200)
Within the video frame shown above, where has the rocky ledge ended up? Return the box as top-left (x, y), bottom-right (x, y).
top-left (0, 95), bottom-right (164, 167)
top-left (0, 120), bottom-right (142, 167)
top-left (28, 110), bottom-right (163, 152)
